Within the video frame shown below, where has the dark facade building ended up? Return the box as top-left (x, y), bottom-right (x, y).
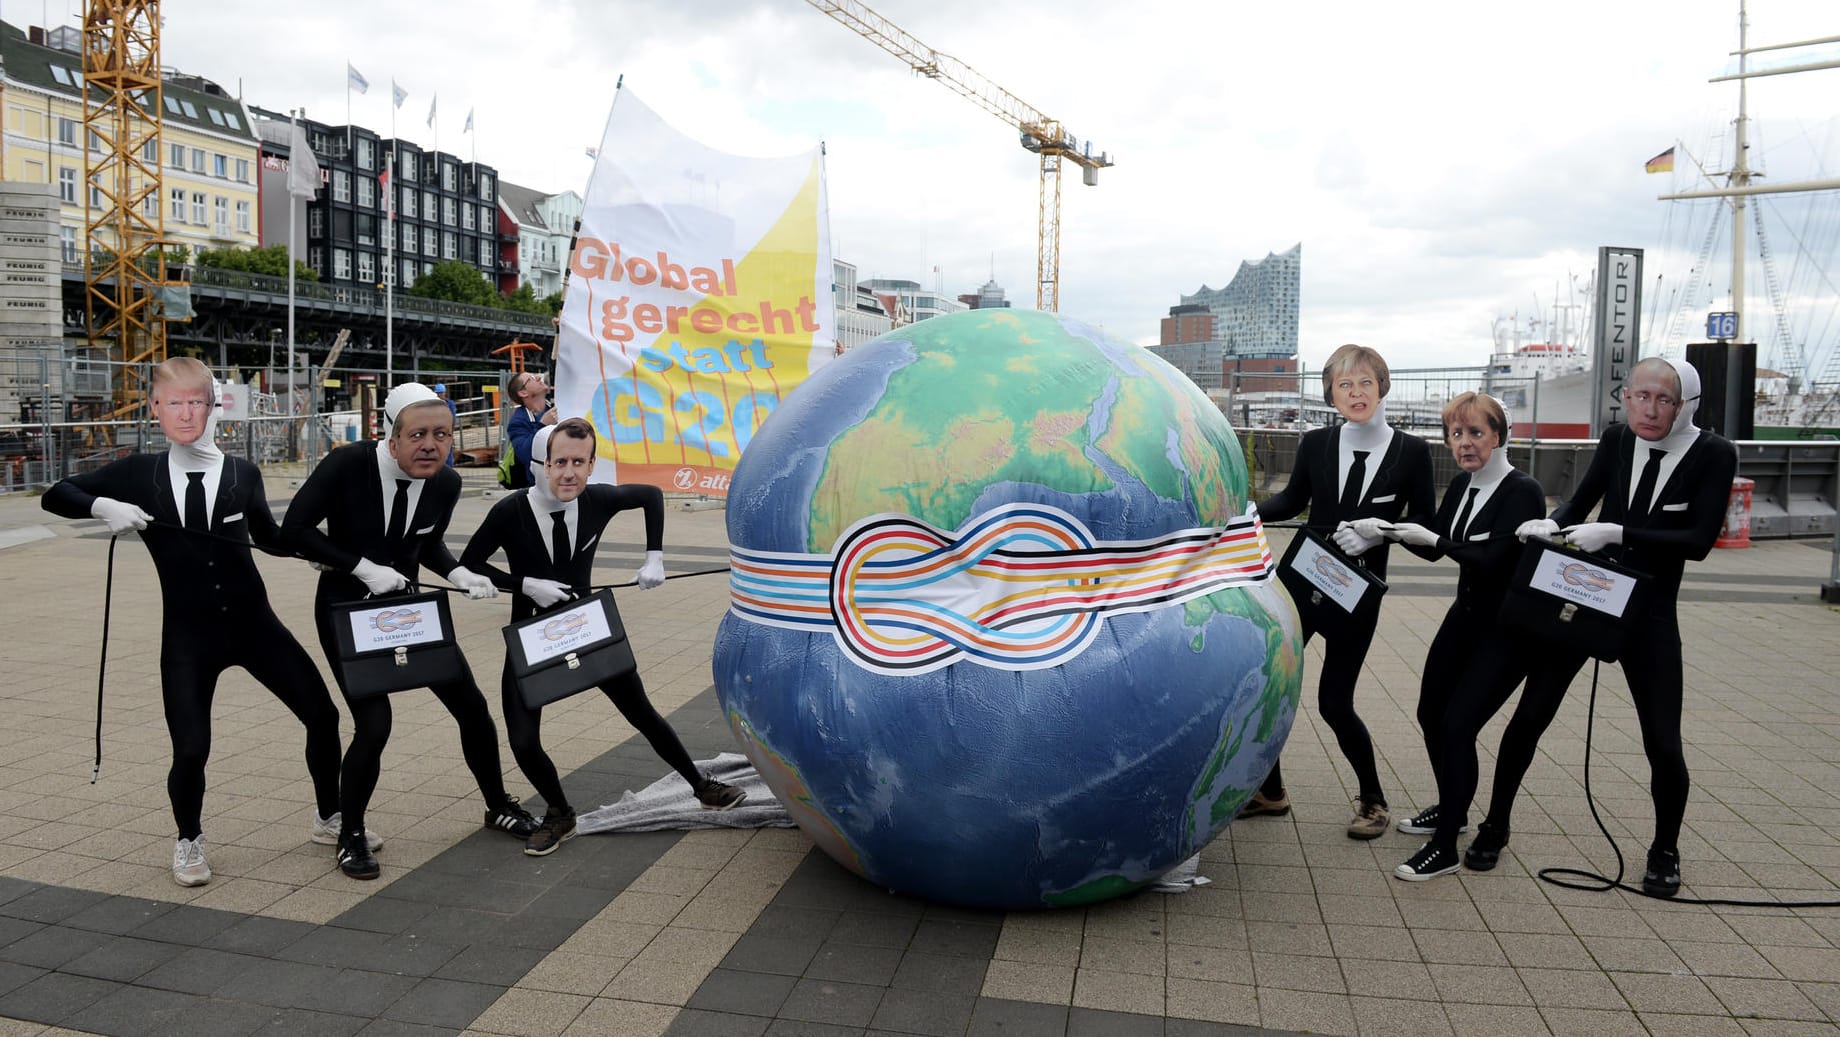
top-left (251, 107), bottom-right (505, 293)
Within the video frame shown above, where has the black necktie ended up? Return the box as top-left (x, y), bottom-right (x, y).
top-left (550, 510), bottom-right (571, 570)
top-left (1338, 450), bottom-right (1370, 516)
top-left (1631, 448), bottom-right (1666, 517)
top-left (1452, 486), bottom-right (1479, 541)
top-left (384, 479), bottom-right (410, 545)
top-left (184, 471), bottom-right (207, 531)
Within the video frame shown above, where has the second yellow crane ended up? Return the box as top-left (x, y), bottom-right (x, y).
top-left (805, 0), bottom-right (1113, 313)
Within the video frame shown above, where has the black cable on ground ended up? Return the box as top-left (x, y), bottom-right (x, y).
top-left (91, 535), bottom-right (117, 784)
top-left (1538, 660), bottom-right (1840, 908)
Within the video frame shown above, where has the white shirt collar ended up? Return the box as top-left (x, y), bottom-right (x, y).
top-left (526, 491), bottom-right (580, 563)
top-left (166, 451), bottom-right (224, 528)
top-left (375, 440), bottom-right (426, 532)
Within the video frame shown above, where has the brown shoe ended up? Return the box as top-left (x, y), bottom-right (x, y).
top-left (1240, 789), bottom-right (1291, 818)
top-left (1346, 798), bottom-right (1389, 840)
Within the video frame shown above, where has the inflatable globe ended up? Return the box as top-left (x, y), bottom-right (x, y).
top-left (714, 309), bottom-right (1302, 909)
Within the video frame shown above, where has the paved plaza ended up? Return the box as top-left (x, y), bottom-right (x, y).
top-left (0, 470), bottom-right (1837, 1036)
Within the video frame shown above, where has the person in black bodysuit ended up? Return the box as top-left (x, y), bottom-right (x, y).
top-left (461, 419), bottom-right (745, 856)
top-left (1374, 393), bottom-right (1547, 880)
top-left (283, 382), bottom-right (536, 880)
top-left (1248, 344), bottom-right (1436, 839)
top-left (1501, 356), bottom-right (1737, 897)
top-left (42, 357), bottom-right (344, 887)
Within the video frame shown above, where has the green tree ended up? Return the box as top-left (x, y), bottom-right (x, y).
top-left (501, 282), bottom-right (549, 315)
top-left (194, 244), bottom-right (317, 282)
top-left (542, 291), bottom-right (564, 316)
top-left (407, 259), bottom-right (500, 307)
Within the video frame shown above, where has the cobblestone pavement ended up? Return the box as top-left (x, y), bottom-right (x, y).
top-left (0, 475), bottom-right (1836, 1036)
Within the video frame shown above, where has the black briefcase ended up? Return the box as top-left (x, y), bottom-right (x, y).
top-left (327, 590), bottom-right (467, 699)
top-left (1275, 527), bottom-right (1387, 639)
top-left (502, 589), bottom-right (637, 710)
top-left (1498, 537), bottom-right (1649, 663)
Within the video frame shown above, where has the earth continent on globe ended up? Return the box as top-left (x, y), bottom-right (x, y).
top-left (714, 308), bottom-right (1303, 909)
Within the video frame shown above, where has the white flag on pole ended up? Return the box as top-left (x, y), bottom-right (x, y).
top-left (391, 80), bottom-right (407, 109)
top-left (347, 62), bottom-right (368, 94)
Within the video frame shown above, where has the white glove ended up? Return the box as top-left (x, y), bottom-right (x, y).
top-left (90, 496), bottom-right (152, 534)
top-left (448, 566), bottom-right (499, 600)
top-left (1346, 517), bottom-right (1388, 540)
top-left (351, 558), bottom-right (408, 595)
top-left (521, 577), bottom-right (573, 609)
top-left (637, 550), bottom-right (666, 590)
top-left (1562, 522), bottom-right (1623, 553)
top-left (1331, 523), bottom-right (1382, 557)
top-left (1515, 518), bottom-right (1560, 542)
top-left (1386, 522), bottom-right (1440, 548)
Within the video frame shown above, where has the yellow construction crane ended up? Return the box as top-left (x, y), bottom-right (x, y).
top-left (82, 0), bottom-right (172, 420)
top-left (805, 0), bottom-right (1112, 312)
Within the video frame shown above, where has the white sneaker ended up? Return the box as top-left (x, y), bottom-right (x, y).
top-left (311, 812), bottom-right (383, 851)
top-left (173, 836), bottom-right (211, 887)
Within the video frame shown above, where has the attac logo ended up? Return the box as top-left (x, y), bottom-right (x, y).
top-left (672, 468), bottom-right (698, 490)
top-left (369, 608), bottom-right (423, 633)
top-left (1559, 562), bottom-right (1614, 592)
top-left (541, 612), bottom-right (589, 641)
top-left (1312, 555), bottom-right (1355, 588)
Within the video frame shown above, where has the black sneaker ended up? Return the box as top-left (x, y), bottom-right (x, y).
top-left (1394, 842), bottom-right (1460, 882)
top-left (1464, 821), bottom-right (1510, 871)
top-left (336, 831), bottom-right (380, 880)
top-left (484, 797), bottom-right (539, 838)
top-left (1395, 804), bottom-right (1473, 835)
top-left (694, 776), bottom-right (747, 810)
top-left (525, 811), bottom-right (577, 857)
top-left (1642, 847), bottom-right (1682, 898)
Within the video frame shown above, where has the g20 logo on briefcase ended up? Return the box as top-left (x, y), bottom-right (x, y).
top-left (1524, 549), bottom-right (1636, 620)
top-left (348, 601), bottom-right (447, 651)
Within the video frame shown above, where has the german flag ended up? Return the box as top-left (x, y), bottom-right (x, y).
top-left (1645, 147), bottom-right (1676, 174)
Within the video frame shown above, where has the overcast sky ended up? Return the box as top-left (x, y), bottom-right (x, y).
top-left (115, 1), bottom-right (1840, 369)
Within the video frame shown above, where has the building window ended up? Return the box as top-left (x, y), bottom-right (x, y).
top-left (442, 197), bottom-right (456, 226)
top-left (235, 158), bottom-right (250, 183)
top-left (402, 152), bottom-right (417, 180)
top-left (480, 238), bottom-right (492, 267)
top-left (89, 179), bottom-right (104, 209)
top-left (308, 208), bottom-right (324, 239)
top-left (58, 167), bottom-right (77, 204)
top-left (164, 96), bottom-right (180, 115)
top-left (401, 188), bottom-right (416, 219)
top-left (333, 248), bottom-right (351, 281)
top-left (309, 247), bottom-right (325, 275)
top-left (478, 173), bottom-right (493, 200)
top-left (462, 203), bottom-right (475, 231)
top-left (190, 148), bottom-right (205, 173)
top-left (170, 188), bottom-right (186, 221)
top-left (169, 142), bottom-right (185, 168)
top-left (401, 257), bottom-right (415, 287)
top-left (357, 138), bottom-right (374, 170)
top-left (423, 191), bottom-right (436, 219)
top-left (357, 176), bottom-right (374, 209)
top-left (88, 128), bottom-right (107, 153)
top-left (56, 118), bottom-right (77, 146)
top-left (442, 231), bottom-right (456, 260)
top-left (402, 222), bottom-right (415, 252)
top-left (206, 108), bottom-right (225, 127)
top-left (442, 163), bottom-right (456, 191)
top-left (143, 193), bottom-right (158, 219)
top-left (213, 196), bottom-right (229, 235)
top-left (332, 170), bottom-right (350, 203)
top-left (142, 138), bottom-right (157, 163)
top-left (213, 154), bottom-right (227, 178)
top-left (61, 225), bottom-right (78, 263)
top-left (180, 100), bottom-right (198, 119)
top-left (422, 226), bottom-right (436, 256)
top-left (356, 213), bottom-right (375, 246)
top-left (191, 192), bottom-right (206, 225)
top-left (235, 200), bottom-right (250, 233)
top-left (357, 251), bottom-right (374, 284)
top-left (225, 112), bottom-right (241, 131)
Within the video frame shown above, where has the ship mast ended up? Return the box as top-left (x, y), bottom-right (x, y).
top-left (1657, 1), bottom-right (1840, 347)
